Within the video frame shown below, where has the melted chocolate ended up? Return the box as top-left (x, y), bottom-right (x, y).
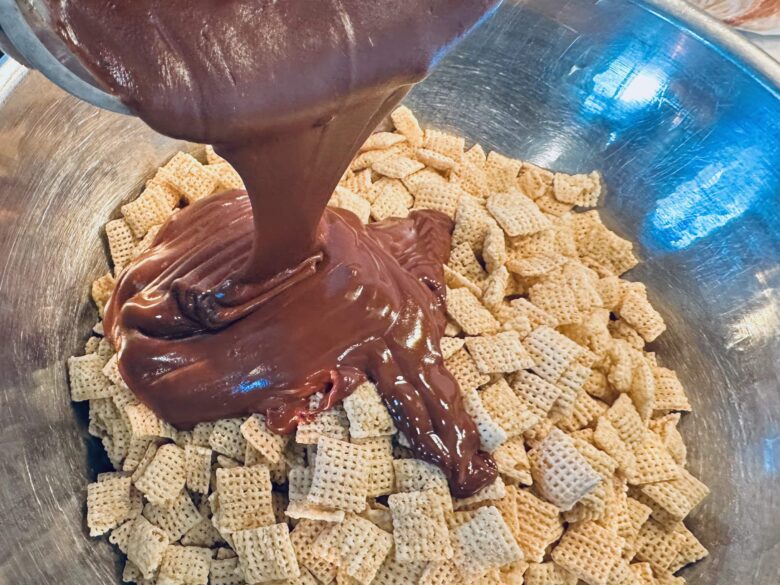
top-left (51, 0), bottom-right (500, 495)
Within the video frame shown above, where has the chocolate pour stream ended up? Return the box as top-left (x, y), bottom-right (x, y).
top-left (51, 0), bottom-right (500, 496)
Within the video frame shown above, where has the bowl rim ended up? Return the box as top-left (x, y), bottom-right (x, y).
top-left (0, 0), bottom-right (779, 109)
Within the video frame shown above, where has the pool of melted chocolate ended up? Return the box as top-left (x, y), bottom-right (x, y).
top-left (50, 0), bottom-right (500, 495)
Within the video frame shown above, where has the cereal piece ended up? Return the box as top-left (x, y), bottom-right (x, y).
top-left (419, 560), bottom-right (465, 585)
top-left (414, 181), bottom-right (468, 218)
top-left (424, 129), bottom-right (465, 160)
top-left (493, 435), bottom-right (532, 485)
top-left (525, 326), bottom-right (583, 384)
top-left (485, 151), bottom-right (523, 193)
top-left (208, 557), bottom-right (243, 585)
top-left (338, 513), bottom-right (393, 584)
top-left (572, 212), bottom-right (638, 277)
top-left (205, 145), bottom-right (225, 165)
top-left (453, 475), bottom-right (506, 510)
top-left (508, 489), bottom-right (561, 563)
top-left (606, 394), bottom-right (646, 446)
top-left (393, 458), bottom-right (450, 499)
top-left (631, 432), bottom-right (680, 485)
top-left (403, 167), bottom-right (448, 196)
top-left (594, 418), bottom-right (637, 479)
top-left (343, 381), bottom-right (396, 439)
top-left (359, 436), bottom-right (396, 497)
top-left (307, 437), bottom-right (369, 512)
top-left (287, 465), bottom-right (314, 503)
top-left (652, 368), bottom-right (691, 412)
top-left (508, 253), bottom-right (568, 278)
top-left (629, 562), bottom-right (656, 585)
top-left (240, 414), bottom-right (287, 464)
top-left (528, 428), bottom-right (601, 511)
top-left (388, 490), bottom-right (453, 561)
top-left (121, 188), bottom-right (174, 242)
top-left (511, 371), bottom-right (563, 419)
top-left (481, 266), bottom-right (510, 311)
top-left (105, 218), bottom-right (137, 273)
top-left (618, 291), bottom-right (666, 343)
top-left (524, 562), bottom-right (577, 585)
top-left (144, 491), bottom-right (202, 542)
top-left (452, 198), bottom-right (490, 252)
top-left (529, 280), bottom-right (582, 326)
top-left (510, 298), bottom-right (559, 330)
top-left (290, 520), bottom-right (339, 584)
top-left (158, 152), bottom-right (218, 203)
top-left (157, 545), bottom-right (211, 585)
top-left (446, 287), bottom-right (500, 335)
top-left (551, 521), bottom-right (625, 585)
top-left (556, 390), bottom-right (608, 432)
top-left (553, 172), bottom-right (601, 207)
top-left (285, 501), bottom-right (346, 523)
top-left (391, 106), bottom-right (424, 147)
top-left (233, 523), bottom-right (300, 583)
top-left (606, 559), bottom-right (641, 585)
top-left (451, 506), bottom-right (523, 580)
top-left (462, 388), bottom-right (508, 452)
top-left (370, 181), bottom-right (412, 221)
top-left (134, 444), bottom-right (186, 508)
top-left (440, 336), bottom-right (466, 360)
top-left (444, 349), bottom-right (490, 393)
top-left (180, 513), bottom-right (223, 548)
top-left (342, 168), bottom-right (374, 194)
top-left (92, 272), bottom-right (116, 314)
top-left (620, 497), bottom-right (653, 554)
top-left (487, 191), bottom-right (551, 237)
top-left (373, 155), bottom-right (425, 179)
top-left (87, 475), bottom-right (133, 536)
top-left (127, 515), bottom-right (170, 579)
top-left (466, 331), bottom-right (534, 374)
top-left (449, 242), bottom-right (487, 284)
top-left (68, 353), bottom-right (112, 402)
top-left (207, 161), bottom-right (245, 191)
top-left (454, 157), bottom-right (490, 199)
top-left (214, 465), bottom-right (275, 532)
top-left (634, 519), bottom-right (682, 572)
top-left (361, 132), bottom-right (407, 152)
top-left (517, 162), bottom-right (554, 199)
top-left (365, 177), bottom-right (412, 206)
top-left (109, 518), bottom-right (135, 554)
top-left (209, 418), bottom-right (247, 462)
top-left (639, 467), bottom-right (709, 523)
top-left (373, 556), bottom-right (427, 585)
top-left (417, 147), bottom-right (458, 171)
top-left (296, 397), bottom-right (350, 445)
top-left (481, 378), bottom-right (539, 437)
top-left (184, 444), bottom-right (212, 494)
top-left (332, 188), bottom-right (372, 224)
top-left (669, 523), bottom-right (708, 573)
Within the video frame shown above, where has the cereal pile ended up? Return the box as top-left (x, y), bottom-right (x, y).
top-left (71, 107), bottom-right (709, 585)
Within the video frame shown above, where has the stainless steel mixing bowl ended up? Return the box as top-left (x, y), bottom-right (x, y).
top-left (0, 0), bottom-right (778, 583)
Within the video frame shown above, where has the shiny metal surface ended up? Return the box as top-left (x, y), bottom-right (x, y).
top-left (0, 0), bottom-right (778, 583)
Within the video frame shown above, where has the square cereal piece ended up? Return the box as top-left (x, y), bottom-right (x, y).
top-left (287, 465), bottom-right (314, 503)
top-left (551, 521), bottom-right (625, 585)
top-left (443, 265), bottom-right (483, 298)
top-left (440, 337), bottom-right (466, 360)
top-left (462, 388), bottom-right (508, 452)
top-left (233, 523), bottom-right (300, 583)
top-left (209, 418), bottom-right (247, 462)
top-left (207, 161), bottom-right (245, 192)
top-left (483, 220), bottom-right (509, 274)
top-left (553, 172), bottom-right (601, 207)
top-left (517, 162), bottom-right (554, 201)
top-left (606, 394), bottom-right (646, 446)
top-left (184, 444), bottom-right (212, 494)
top-left (528, 428), bottom-right (601, 511)
top-left (618, 291), bottom-right (666, 343)
top-left (341, 168), bottom-right (373, 194)
top-left (338, 513), bottom-right (393, 584)
top-left (391, 106), bottom-right (424, 147)
top-left (529, 280), bottom-right (582, 326)
top-left (92, 272), bottom-right (116, 314)
top-left (392, 458), bottom-right (450, 499)
top-left (481, 378), bottom-right (539, 438)
top-left (285, 501), bottom-right (346, 523)
top-left (640, 467), bottom-right (709, 523)
top-left (127, 515), bottom-right (170, 579)
top-left (290, 519), bottom-right (339, 584)
top-left (481, 265), bottom-right (510, 310)
top-left (240, 414), bottom-right (287, 464)
top-left (403, 167), bottom-right (448, 197)
top-left (449, 242), bottom-right (487, 285)
top-left (157, 545), bottom-right (211, 585)
top-left (109, 519), bottom-right (135, 554)
top-left (68, 353), bottom-right (112, 402)
top-left (452, 198), bottom-right (490, 253)
top-left (87, 475), bottom-right (133, 536)
top-left (180, 513), bottom-right (223, 548)
top-left (555, 390), bottom-right (608, 433)
top-left (373, 557), bottom-right (427, 585)
top-left (669, 523), bottom-right (708, 573)
top-left (414, 181), bottom-right (468, 218)
top-left (513, 488), bottom-right (563, 563)
top-left (510, 370), bottom-right (563, 419)
top-left (158, 152), bottom-right (218, 204)
top-left (121, 187), bottom-right (174, 239)
top-left (453, 475), bottom-right (506, 510)
top-left (358, 436), bottom-right (396, 497)
top-left (524, 562), bottom-right (577, 585)
top-left (105, 218), bottom-right (137, 273)
top-left (416, 147), bottom-right (458, 171)
top-left (445, 347), bottom-right (491, 393)
top-left (296, 397), bottom-right (350, 445)
top-left (124, 403), bottom-right (166, 439)
top-left (331, 187), bottom-right (371, 224)
top-left (389, 490), bottom-right (453, 561)
top-left (205, 145), bottom-right (226, 165)
top-left (373, 155), bottom-right (425, 179)
top-left (424, 129), bottom-right (465, 161)
top-left (451, 506), bottom-right (524, 580)
top-left (343, 381), bottom-right (396, 440)
top-left (510, 298), bottom-right (559, 330)
top-left (454, 157), bottom-right (490, 199)
top-left (487, 191), bottom-right (551, 237)
top-left (134, 444), bottom-right (186, 508)
top-left (606, 559), bottom-right (642, 585)
top-left (465, 331), bottom-right (534, 374)
top-left (652, 368), bottom-right (691, 412)
top-left (419, 560), bottom-right (465, 585)
top-left (143, 490), bottom-right (201, 542)
top-left (446, 287), bottom-right (501, 336)
top-left (361, 131), bottom-right (407, 152)
top-left (307, 437), bottom-right (369, 513)
top-left (594, 418), bottom-right (637, 480)
top-left (208, 557), bottom-right (243, 585)
top-left (634, 519), bottom-right (683, 572)
top-left (631, 432), bottom-right (680, 485)
top-left (214, 465), bottom-right (275, 532)
top-left (524, 326), bottom-right (584, 384)
top-left (493, 435), bottom-right (532, 485)
top-left (508, 253), bottom-right (568, 279)
top-left (486, 151), bottom-right (523, 193)
top-left (364, 177), bottom-right (412, 206)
